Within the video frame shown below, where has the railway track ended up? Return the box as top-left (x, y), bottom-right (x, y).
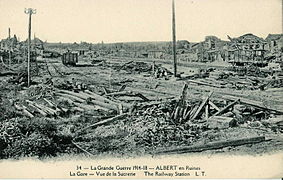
top-left (44, 59), bottom-right (64, 77)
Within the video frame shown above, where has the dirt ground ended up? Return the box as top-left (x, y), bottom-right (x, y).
top-left (0, 57), bottom-right (282, 159)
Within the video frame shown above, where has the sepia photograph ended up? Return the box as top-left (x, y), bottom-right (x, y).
top-left (0, 0), bottom-right (282, 178)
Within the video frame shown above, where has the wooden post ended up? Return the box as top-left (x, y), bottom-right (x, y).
top-left (8, 28), bottom-right (11, 66)
top-left (172, 0), bottom-right (177, 77)
top-left (27, 11), bottom-right (31, 87)
top-left (25, 8), bottom-right (36, 87)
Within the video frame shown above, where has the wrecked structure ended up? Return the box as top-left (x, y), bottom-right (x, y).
top-left (225, 34), bottom-right (268, 66)
top-left (1, 47), bottom-right (283, 158)
top-left (265, 34), bottom-right (283, 62)
top-left (0, 32), bottom-right (283, 159)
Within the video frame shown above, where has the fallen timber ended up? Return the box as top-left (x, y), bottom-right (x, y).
top-left (84, 90), bottom-right (131, 109)
top-left (14, 103), bottom-right (34, 118)
top-left (212, 99), bottom-right (239, 116)
top-left (157, 136), bottom-right (267, 154)
top-left (26, 101), bottom-right (48, 116)
top-left (76, 113), bottom-right (128, 135)
top-left (56, 92), bottom-right (118, 111)
top-left (71, 141), bottom-right (94, 156)
top-left (56, 90), bottom-right (132, 111)
top-left (26, 100), bottom-right (58, 116)
top-left (106, 91), bottom-right (150, 101)
top-left (191, 91), bottom-right (213, 120)
top-left (222, 95), bottom-right (283, 114)
top-left (126, 86), bottom-right (176, 97)
top-left (186, 80), bottom-right (225, 88)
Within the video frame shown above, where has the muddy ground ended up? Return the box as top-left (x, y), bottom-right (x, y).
top-left (0, 57), bottom-right (282, 159)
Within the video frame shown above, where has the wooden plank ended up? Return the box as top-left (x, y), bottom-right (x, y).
top-left (173, 106), bottom-right (180, 120)
top-left (56, 92), bottom-right (119, 111)
top-left (14, 104), bottom-right (34, 118)
top-left (56, 92), bottom-right (85, 103)
top-left (191, 91), bottom-right (213, 120)
top-left (77, 113), bottom-right (128, 134)
top-left (184, 105), bottom-right (198, 120)
top-left (84, 90), bottom-right (131, 109)
top-left (71, 141), bottom-right (94, 156)
top-left (187, 80), bottom-right (225, 88)
top-left (36, 103), bottom-right (58, 115)
top-left (27, 102), bottom-right (48, 116)
top-left (208, 100), bottom-right (220, 111)
top-left (222, 95), bottom-right (283, 114)
top-left (43, 98), bottom-right (56, 108)
top-left (102, 87), bottom-right (109, 95)
top-left (43, 98), bottom-right (62, 113)
top-left (157, 136), bottom-right (266, 154)
top-left (213, 99), bottom-right (239, 116)
top-left (106, 91), bottom-right (150, 102)
top-left (26, 100), bottom-right (58, 116)
top-left (182, 105), bottom-right (190, 119)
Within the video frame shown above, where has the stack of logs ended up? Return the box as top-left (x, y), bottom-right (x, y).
top-left (14, 97), bottom-right (69, 118)
top-left (55, 89), bottom-right (132, 114)
top-left (14, 88), bottom-right (137, 118)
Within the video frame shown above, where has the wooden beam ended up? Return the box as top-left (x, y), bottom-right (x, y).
top-left (191, 91), bottom-right (213, 120)
top-left (56, 91), bottom-right (119, 111)
top-left (157, 136), bottom-right (266, 154)
top-left (222, 95), bottom-right (283, 114)
top-left (213, 99), bottom-right (239, 116)
top-left (186, 80), bottom-right (225, 88)
top-left (77, 113), bottom-right (128, 134)
top-left (27, 102), bottom-right (48, 116)
top-left (84, 90), bottom-right (131, 109)
top-left (107, 91), bottom-right (150, 101)
top-left (208, 100), bottom-right (220, 111)
top-left (14, 104), bottom-right (34, 118)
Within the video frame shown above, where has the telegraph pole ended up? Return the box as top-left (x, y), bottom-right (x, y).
top-left (8, 28), bottom-right (11, 66)
top-left (24, 8), bottom-right (36, 87)
top-left (172, 0), bottom-right (177, 77)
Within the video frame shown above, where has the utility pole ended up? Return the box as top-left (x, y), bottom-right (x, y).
top-left (172, 0), bottom-right (177, 77)
top-left (8, 28), bottom-right (11, 66)
top-left (24, 8), bottom-right (36, 87)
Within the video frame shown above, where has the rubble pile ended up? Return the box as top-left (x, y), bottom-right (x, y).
top-left (187, 69), bottom-right (283, 90)
top-left (0, 56), bottom-right (282, 158)
top-left (65, 86), bottom-right (283, 155)
top-left (113, 61), bottom-right (172, 78)
top-left (114, 61), bottom-right (152, 73)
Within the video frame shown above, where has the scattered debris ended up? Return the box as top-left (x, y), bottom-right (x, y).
top-left (0, 54), bottom-right (282, 158)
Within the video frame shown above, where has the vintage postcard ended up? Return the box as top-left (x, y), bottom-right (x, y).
top-left (0, 0), bottom-right (282, 179)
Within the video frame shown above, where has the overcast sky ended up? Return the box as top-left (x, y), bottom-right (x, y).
top-left (0, 0), bottom-right (282, 43)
